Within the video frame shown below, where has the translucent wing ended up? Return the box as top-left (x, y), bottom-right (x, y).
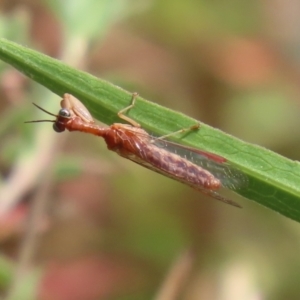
top-left (151, 138), bottom-right (248, 190)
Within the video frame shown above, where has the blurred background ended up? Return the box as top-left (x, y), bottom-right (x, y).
top-left (0, 0), bottom-right (300, 299)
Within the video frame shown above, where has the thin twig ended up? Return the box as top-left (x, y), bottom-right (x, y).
top-left (154, 248), bottom-right (195, 300)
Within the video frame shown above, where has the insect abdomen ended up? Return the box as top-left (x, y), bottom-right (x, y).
top-left (137, 144), bottom-right (221, 190)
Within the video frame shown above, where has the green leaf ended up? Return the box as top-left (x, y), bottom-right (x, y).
top-left (0, 38), bottom-right (299, 222)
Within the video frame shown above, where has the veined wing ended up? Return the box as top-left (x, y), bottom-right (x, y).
top-left (150, 137), bottom-right (248, 191)
top-left (119, 126), bottom-right (248, 191)
top-left (122, 141), bottom-right (243, 208)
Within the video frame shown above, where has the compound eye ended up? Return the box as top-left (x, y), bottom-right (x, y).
top-left (59, 108), bottom-right (71, 118)
top-left (53, 123), bottom-right (65, 133)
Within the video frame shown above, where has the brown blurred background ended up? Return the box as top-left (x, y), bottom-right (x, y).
top-left (1, 0), bottom-right (300, 299)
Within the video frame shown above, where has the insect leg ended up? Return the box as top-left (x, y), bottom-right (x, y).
top-left (118, 92), bottom-right (141, 128)
top-left (156, 123), bottom-right (200, 140)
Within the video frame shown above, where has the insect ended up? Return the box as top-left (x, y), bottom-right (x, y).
top-left (26, 93), bottom-right (247, 207)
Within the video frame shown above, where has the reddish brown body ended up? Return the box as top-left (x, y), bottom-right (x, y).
top-left (65, 118), bottom-right (220, 190)
top-left (27, 93), bottom-right (247, 207)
